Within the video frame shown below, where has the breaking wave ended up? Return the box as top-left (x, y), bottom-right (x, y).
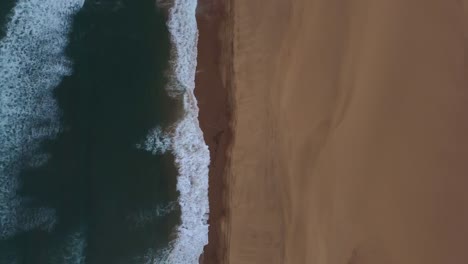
top-left (0, 0), bottom-right (84, 239)
top-left (143, 0), bottom-right (210, 262)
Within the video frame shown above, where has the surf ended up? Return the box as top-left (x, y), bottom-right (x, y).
top-left (145, 0), bottom-right (210, 262)
top-left (0, 0), bottom-right (84, 239)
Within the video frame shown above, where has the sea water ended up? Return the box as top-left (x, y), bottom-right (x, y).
top-left (0, 0), bottom-right (209, 263)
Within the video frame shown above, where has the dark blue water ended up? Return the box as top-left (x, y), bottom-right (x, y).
top-left (0, 0), bottom-right (182, 263)
top-left (0, 0), bottom-right (15, 39)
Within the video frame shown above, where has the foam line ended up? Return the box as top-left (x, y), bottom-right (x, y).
top-left (148, 0), bottom-right (211, 262)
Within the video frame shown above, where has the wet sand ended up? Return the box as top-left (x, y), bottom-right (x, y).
top-left (195, 0), bottom-right (232, 263)
top-left (197, 0), bottom-right (468, 263)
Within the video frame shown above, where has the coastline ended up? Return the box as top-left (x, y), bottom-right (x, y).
top-left (194, 0), bottom-right (233, 263)
top-left (161, 0), bottom-right (211, 262)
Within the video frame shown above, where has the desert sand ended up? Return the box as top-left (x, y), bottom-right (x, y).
top-left (198, 0), bottom-right (468, 263)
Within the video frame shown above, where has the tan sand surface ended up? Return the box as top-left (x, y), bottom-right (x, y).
top-left (200, 0), bottom-right (468, 263)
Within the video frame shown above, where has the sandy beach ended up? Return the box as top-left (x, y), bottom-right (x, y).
top-left (195, 0), bottom-right (232, 263)
top-left (197, 0), bottom-right (468, 263)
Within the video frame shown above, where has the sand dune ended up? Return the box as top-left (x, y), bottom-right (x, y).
top-left (199, 0), bottom-right (468, 263)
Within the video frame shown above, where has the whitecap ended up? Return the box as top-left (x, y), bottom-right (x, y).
top-left (145, 0), bottom-right (211, 263)
top-left (136, 126), bottom-right (172, 155)
top-left (0, 0), bottom-right (84, 238)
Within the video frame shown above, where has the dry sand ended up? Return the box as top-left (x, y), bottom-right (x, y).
top-left (198, 0), bottom-right (468, 263)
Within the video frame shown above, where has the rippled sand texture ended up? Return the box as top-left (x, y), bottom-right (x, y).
top-left (225, 0), bottom-right (468, 263)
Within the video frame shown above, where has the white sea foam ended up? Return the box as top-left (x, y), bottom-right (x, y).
top-left (0, 0), bottom-right (84, 238)
top-left (136, 126), bottom-right (172, 154)
top-left (147, 0), bottom-right (211, 263)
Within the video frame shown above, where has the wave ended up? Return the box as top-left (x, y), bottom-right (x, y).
top-left (145, 0), bottom-right (210, 262)
top-left (0, 0), bottom-right (84, 239)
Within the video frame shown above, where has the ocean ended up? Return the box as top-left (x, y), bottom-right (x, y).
top-left (0, 0), bottom-right (209, 263)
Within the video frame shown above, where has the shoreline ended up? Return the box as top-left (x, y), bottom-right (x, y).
top-left (194, 0), bottom-right (233, 263)
top-left (162, 0), bottom-right (211, 262)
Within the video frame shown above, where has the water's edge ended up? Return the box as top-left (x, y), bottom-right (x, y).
top-left (156, 0), bottom-right (211, 262)
top-left (0, 0), bottom-right (208, 262)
